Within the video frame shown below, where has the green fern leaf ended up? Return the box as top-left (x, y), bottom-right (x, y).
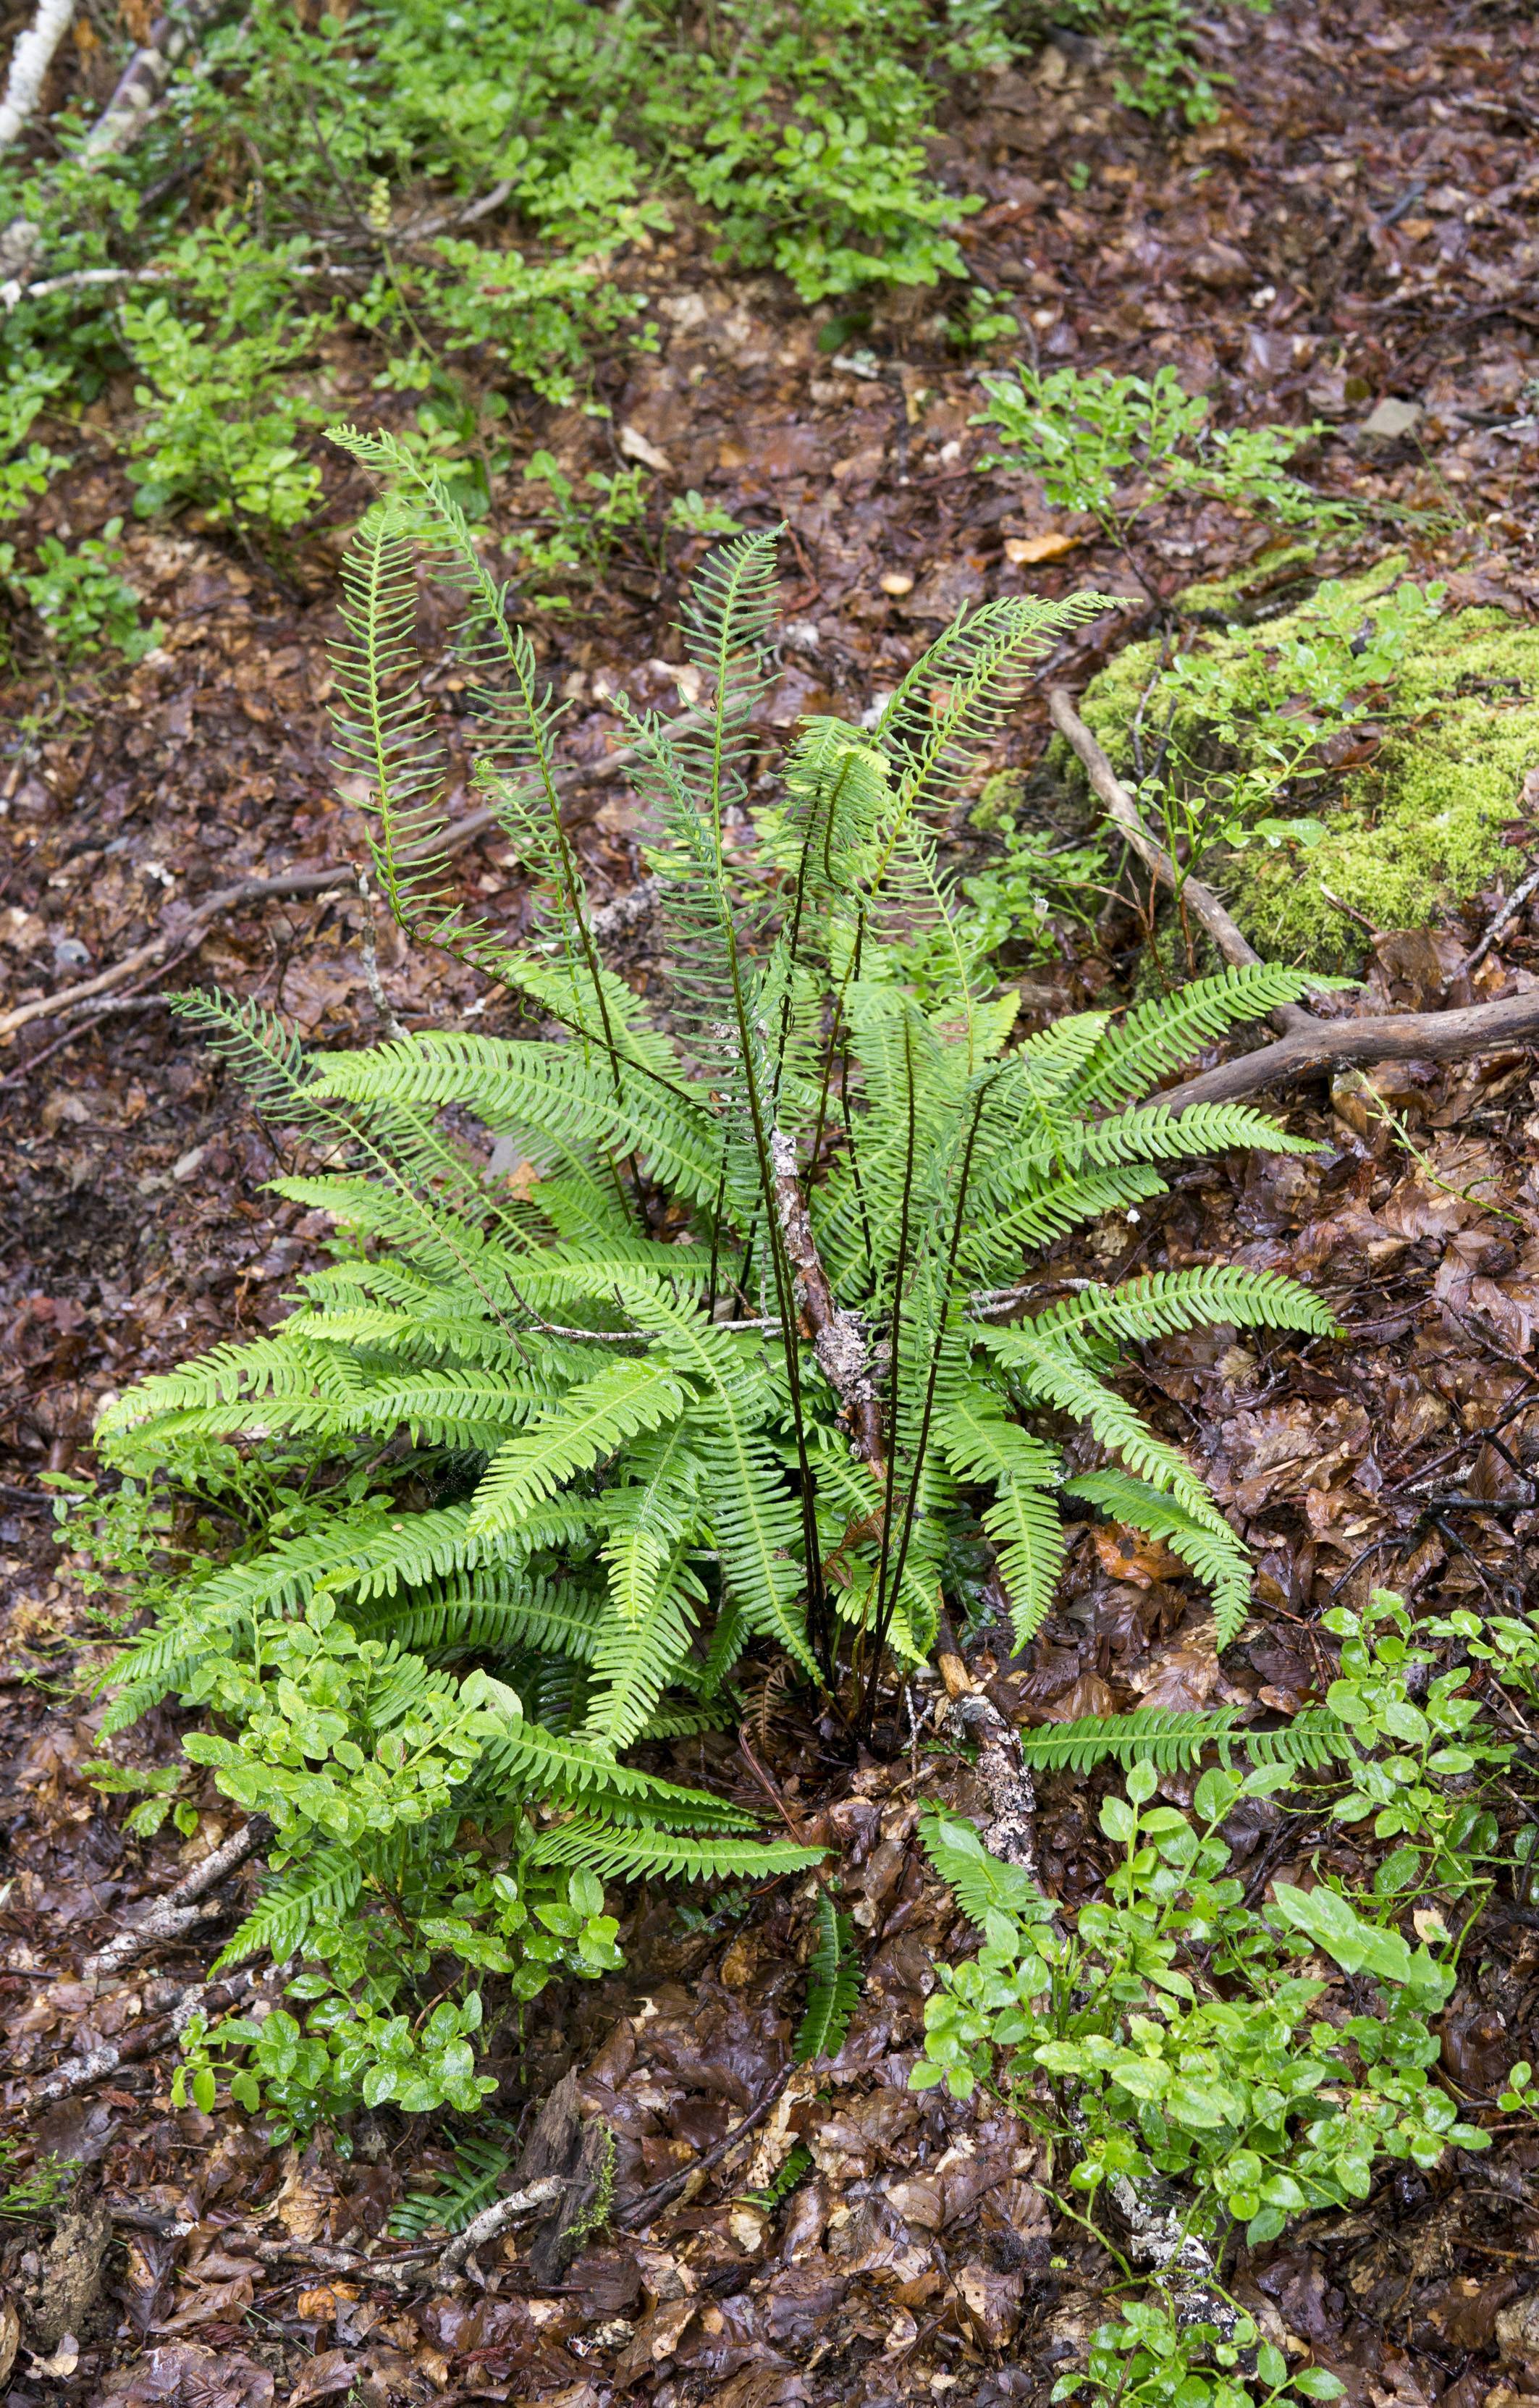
top-left (1066, 967), bottom-right (1333, 1108)
top-left (919, 1811), bottom-right (1046, 1926)
top-left (467, 1360), bottom-right (687, 1536)
top-left (796, 1891), bottom-right (861, 2064)
top-left (211, 1843), bottom-right (360, 1973)
top-left (527, 1813), bottom-right (823, 1882)
top-left (1013, 1706), bottom-right (1350, 1774)
top-left (1064, 1468), bottom-right (1252, 1648)
top-left (389, 2121), bottom-right (519, 2240)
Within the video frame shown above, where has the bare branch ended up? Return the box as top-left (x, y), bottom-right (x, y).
top-left (431, 2178), bottom-right (566, 2283)
top-left (770, 1125), bottom-right (885, 1470)
top-left (80, 0), bottom-right (235, 160)
top-left (0, 0), bottom-right (75, 153)
top-left (0, 744), bottom-right (652, 1043)
top-left (1155, 984), bottom-right (1539, 1111)
top-left (81, 1818), bottom-right (268, 1979)
top-left (1047, 683), bottom-right (1313, 1033)
top-left (1049, 681), bottom-right (1539, 1111)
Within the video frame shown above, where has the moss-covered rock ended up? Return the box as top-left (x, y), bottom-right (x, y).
top-left (1070, 558), bottom-right (1539, 970)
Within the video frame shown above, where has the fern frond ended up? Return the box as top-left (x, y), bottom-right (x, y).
top-left (389, 2121), bottom-right (519, 2240)
top-left (466, 1359), bottom-right (688, 1537)
top-left (483, 1719), bottom-right (759, 1823)
top-left (615, 1287), bottom-right (816, 1675)
top-left (981, 1482), bottom-right (1068, 1650)
top-left (526, 1814), bottom-right (823, 1882)
top-left (211, 1843), bottom-right (362, 1972)
top-left (1024, 1267), bottom-right (1340, 1352)
top-left (957, 1163), bottom-right (1171, 1281)
top-left (583, 1537), bottom-right (703, 1754)
top-left (352, 1573), bottom-right (607, 1664)
top-left (919, 1811), bottom-right (1045, 1925)
top-left (1013, 1706), bottom-right (1350, 1775)
top-left (874, 594), bottom-right (1115, 837)
top-left (971, 1101), bottom-right (1321, 1221)
top-left (796, 1891), bottom-right (861, 2064)
top-left (1063, 1468), bottom-right (1252, 1648)
top-left (314, 1033), bottom-right (724, 1209)
top-left (978, 1323), bottom-right (1226, 1533)
top-left (169, 990), bottom-right (338, 1139)
top-left (1066, 967), bottom-right (1328, 1108)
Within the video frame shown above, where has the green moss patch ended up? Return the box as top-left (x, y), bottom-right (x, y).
top-left (1071, 560), bottom-right (1539, 970)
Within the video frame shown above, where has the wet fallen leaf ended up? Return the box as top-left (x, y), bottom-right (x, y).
top-left (28, 2328), bottom-right (77, 2378)
top-left (1004, 531), bottom-right (1081, 563)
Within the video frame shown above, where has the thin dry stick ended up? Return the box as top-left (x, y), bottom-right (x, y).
top-left (16, 1969), bottom-right (258, 2104)
top-left (0, 741), bottom-right (657, 1045)
top-left (1047, 685), bottom-right (1313, 1029)
top-left (612, 2066), bottom-right (797, 2230)
top-left (1048, 685), bottom-right (1539, 1110)
top-left (430, 2177), bottom-right (566, 2283)
top-left (81, 0), bottom-right (235, 159)
top-left (1157, 984), bottom-right (1539, 1111)
top-left (82, 1818), bottom-right (269, 1979)
top-left (1460, 854), bottom-right (1539, 977)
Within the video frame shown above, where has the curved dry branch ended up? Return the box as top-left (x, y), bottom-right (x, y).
top-left (1048, 683), bottom-right (1539, 1111)
top-left (0, 746), bottom-right (658, 1045)
top-left (1156, 985), bottom-right (1539, 1111)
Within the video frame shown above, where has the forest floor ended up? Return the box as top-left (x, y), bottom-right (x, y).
top-left (4, 4), bottom-right (1539, 2406)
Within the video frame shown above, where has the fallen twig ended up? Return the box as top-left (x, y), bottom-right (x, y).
top-left (12, 1969), bottom-right (256, 2105)
top-left (81, 0), bottom-right (235, 160)
top-left (1049, 684), bottom-right (1539, 1111)
top-left (0, 743), bottom-right (654, 1045)
top-left (0, 0), bottom-right (75, 153)
top-left (81, 1818), bottom-right (268, 1979)
top-left (1460, 854), bottom-right (1539, 977)
top-left (1048, 685), bottom-right (1312, 1030)
top-left (1156, 983), bottom-right (1539, 1112)
top-left (770, 1124), bottom-right (884, 1469)
top-left (613, 2066), bottom-right (796, 2229)
top-left (430, 2177), bottom-right (567, 2283)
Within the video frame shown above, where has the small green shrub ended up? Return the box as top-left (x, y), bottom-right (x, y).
top-left (915, 1770), bottom-right (1484, 2241)
top-left (1063, 0), bottom-right (1273, 126)
top-left (0, 1), bottom-right (1281, 543)
top-left (6, 520), bottom-right (162, 662)
top-left (117, 222), bottom-right (331, 530)
top-left (916, 1592), bottom-right (1521, 2264)
top-left (976, 365), bottom-right (1345, 584)
top-left (1059, 2299), bottom-right (1344, 2408)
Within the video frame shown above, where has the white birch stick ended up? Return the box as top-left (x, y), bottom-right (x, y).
top-left (0, 0), bottom-right (76, 153)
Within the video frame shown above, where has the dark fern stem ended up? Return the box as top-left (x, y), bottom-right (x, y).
top-left (864, 1074), bottom-right (995, 1727)
top-left (867, 1011), bottom-right (919, 1698)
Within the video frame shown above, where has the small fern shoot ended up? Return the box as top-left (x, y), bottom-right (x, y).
top-left (796, 1891), bottom-right (861, 2064)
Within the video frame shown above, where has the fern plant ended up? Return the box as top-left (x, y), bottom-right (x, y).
top-left (92, 429), bottom-right (1338, 2108)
